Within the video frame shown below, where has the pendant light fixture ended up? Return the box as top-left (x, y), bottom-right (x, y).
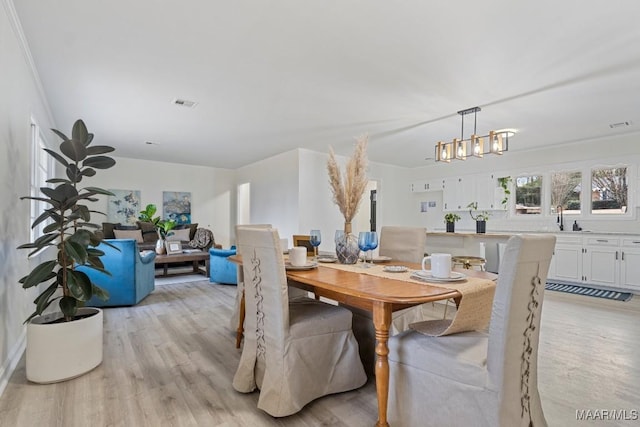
top-left (435, 107), bottom-right (514, 162)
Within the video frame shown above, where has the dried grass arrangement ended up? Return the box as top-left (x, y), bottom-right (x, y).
top-left (327, 135), bottom-right (369, 231)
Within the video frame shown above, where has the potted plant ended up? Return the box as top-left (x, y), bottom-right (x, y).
top-left (467, 202), bottom-right (491, 234)
top-left (18, 119), bottom-right (116, 383)
top-left (138, 203), bottom-right (176, 254)
top-left (497, 176), bottom-right (512, 209)
top-left (444, 213), bottom-right (461, 233)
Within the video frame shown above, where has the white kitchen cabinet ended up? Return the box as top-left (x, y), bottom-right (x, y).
top-left (442, 176), bottom-right (466, 211)
top-left (549, 235), bottom-right (582, 283)
top-left (475, 173), bottom-right (498, 211)
top-left (409, 178), bottom-right (443, 192)
top-left (620, 238), bottom-right (640, 291)
top-left (582, 237), bottom-right (619, 287)
top-left (548, 234), bottom-right (639, 293)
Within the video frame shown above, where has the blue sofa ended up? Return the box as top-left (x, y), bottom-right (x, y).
top-left (209, 247), bottom-right (238, 285)
top-left (77, 239), bottom-right (156, 307)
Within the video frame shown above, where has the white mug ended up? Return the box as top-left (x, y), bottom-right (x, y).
top-left (422, 253), bottom-right (452, 279)
top-left (289, 247), bottom-right (308, 267)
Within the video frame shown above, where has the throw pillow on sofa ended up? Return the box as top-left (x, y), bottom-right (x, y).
top-left (167, 228), bottom-right (191, 242)
top-left (113, 228), bottom-right (144, 242)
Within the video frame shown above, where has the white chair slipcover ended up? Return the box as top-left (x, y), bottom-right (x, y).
top-left (229, 224), bottom-right (271, 334)
top-left (348, 226), bottom-right (430, 373)
top-left (388, 234), bottom-right (555, 427)
top-left (232, 227), bottom-right (367, 417)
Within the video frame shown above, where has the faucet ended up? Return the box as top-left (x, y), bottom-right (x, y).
top-left (557, 205), bottom-right (564, 231)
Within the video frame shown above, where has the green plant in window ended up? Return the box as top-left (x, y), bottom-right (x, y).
top-left (497, 176), bottom-right (512, 209)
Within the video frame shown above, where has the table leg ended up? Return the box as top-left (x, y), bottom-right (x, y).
top-left (192, 260), bottom-right (198, 273)
top-left (205, 258), bottom-right (210, 276)
top-left (163, 263), bottom-right (168, 276)
top-left (373, 300), bottom-right (391, 427)
top-left (236, 290), bottom-right (245, 349)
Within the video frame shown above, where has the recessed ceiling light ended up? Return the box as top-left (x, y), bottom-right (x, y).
top-left (609, 121), bottom-right (632, 129)
top-left (171, 98), bottom-right (198, 108)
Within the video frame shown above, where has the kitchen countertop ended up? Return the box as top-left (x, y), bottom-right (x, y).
top-left (428, 230), bottom-right (640, 237)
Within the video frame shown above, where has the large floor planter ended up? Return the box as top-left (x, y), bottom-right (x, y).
top-left (26, 307), bottom-right (103, 384)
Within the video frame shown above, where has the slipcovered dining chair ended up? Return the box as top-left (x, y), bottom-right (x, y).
top-left (232, 227), bottom-right (367, 417)
top-left (229, 224), bottom-right (271, 342)
top-left (387, 234), bottom-right (556, 427)
top-left (348, 226), bottom-right (429, 373)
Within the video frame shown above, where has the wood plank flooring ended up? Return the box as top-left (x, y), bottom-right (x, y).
top-left (1, 279), bottom-right (639, 426)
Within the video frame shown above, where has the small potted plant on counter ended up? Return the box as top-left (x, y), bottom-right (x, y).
top-left (467, 202), bottom-right (491, 234)
top-left (444, 213), bottom-right (461, 233)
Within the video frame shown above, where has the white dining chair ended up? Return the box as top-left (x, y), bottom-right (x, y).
top-left (232, 227), bottom-right (367, 417)
top-left (230, 224), bottom-right (271, 347)
top-left (387, 234), bottom-right (556, 427)
top-left (348, 226), bottom-right (430, 373)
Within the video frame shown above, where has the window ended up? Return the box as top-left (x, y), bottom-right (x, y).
top-left (591, 166), bottom-right (628, 214)
top-left (515, 175), bottom-right (542, 215)
top-left (29, 119), bottom-right (54, 244)
top-left (551, 171), bottom-right (582, 214)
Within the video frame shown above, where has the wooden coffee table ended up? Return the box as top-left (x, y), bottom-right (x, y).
top-left (154, 251), bottom-right (209, 277)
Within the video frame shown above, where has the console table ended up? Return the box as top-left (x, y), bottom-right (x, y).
top-left (154, 251), bottom-right (209, 277)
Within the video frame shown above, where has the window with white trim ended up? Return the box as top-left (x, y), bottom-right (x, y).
top-left (29, 119), bottom-right (54, 244)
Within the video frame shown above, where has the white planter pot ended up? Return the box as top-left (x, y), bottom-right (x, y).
top-left (26, 307), bottom-right (103, 384)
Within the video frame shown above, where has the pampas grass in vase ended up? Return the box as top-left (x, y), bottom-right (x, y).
top-left (327, 135), bottom-right (369, 263)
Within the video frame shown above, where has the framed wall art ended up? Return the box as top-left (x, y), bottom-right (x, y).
top-left (107, 189), bottom-right (141, 224)
top-left (163, 191), bottom-right (191, 224)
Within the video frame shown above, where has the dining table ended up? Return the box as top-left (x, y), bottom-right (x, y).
top-left (230, 255), bottom-right (497, 427)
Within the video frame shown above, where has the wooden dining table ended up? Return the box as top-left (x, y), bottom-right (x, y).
top-left (230, 256), bottom-right (496, 427)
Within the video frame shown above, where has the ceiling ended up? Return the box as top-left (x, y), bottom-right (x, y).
top-left (12, 0), bottom-right (640, 169)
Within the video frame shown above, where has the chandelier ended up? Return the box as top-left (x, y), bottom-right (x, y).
top-left (435, 107), bottom-right (514, 162)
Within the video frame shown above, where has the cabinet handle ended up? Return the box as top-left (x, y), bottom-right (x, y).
top-left (596, 239), bottom-right (608, 243)
top-left (615, 251), bottom-right (618, 260)
top-left (622, 251), bottom-right (625, 261)
top-left (633, 241), bottom-right (640, 244)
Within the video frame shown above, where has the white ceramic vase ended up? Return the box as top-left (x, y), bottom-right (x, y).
top-left (155, 238), bottom-right (166, 254)
top-left (26, 307), bottom-right (103, 384)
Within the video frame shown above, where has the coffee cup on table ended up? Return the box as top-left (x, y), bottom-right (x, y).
top-left (289, 247), bottom-right (308, 267)
top-left (422, 253), bottom-right (452, 279)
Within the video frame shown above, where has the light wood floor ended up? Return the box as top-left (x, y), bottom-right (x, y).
top-left (1, 279), bottom-right (639, 427)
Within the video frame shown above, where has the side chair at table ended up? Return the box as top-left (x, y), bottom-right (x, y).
top-left (232, 227), bottom-right (367, 417)
top-left (387, 234), bottom-right (556, 427)
top-left (346, 226), bottom-right (430, 373)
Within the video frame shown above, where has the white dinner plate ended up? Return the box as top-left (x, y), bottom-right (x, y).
top-left (318, 257), bottom-right (337, 263)
top-left (411, 270), bottom-right (466, 282)
top-left (383, 265), bottom-right (408, 273)
top-left (285, 261), bottom-right (318, 270)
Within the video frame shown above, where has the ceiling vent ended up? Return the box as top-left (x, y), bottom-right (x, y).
top-left (171, 98), bottom-right (198, 108)
top-left (609, 121), bottom-right (632, 129)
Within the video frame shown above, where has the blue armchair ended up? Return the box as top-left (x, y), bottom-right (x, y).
top-left (209, 246), bottom-right (238, 285)
top-left (77, 239), bottom-right (156, 307)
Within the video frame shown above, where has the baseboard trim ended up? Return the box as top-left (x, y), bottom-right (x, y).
top-left (0, 330), bottom-right (26, 398)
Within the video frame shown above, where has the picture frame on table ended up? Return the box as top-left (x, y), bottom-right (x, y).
top-left (165, 240), bottom-right (183, 255)
top-left (292, 235), bottom-right (314, 255)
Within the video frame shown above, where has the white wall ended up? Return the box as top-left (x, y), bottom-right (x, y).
top-left (89, 156), bottom-right (236, 248)
top-left (235, 149), bottom-right (300, 246)
top-left (0, 0), bottom-right (58, 395)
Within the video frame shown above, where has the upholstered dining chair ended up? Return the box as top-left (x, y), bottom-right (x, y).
top-left (348, 226), bottom-right (429, 373)
top-left (387, 234), bottom-right (556, 427)
top-left (230, 224), bottom-right (271, 347)
top-left (232, 227), bottom-right (367, 417)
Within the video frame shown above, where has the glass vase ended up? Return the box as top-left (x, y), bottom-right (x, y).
top-left (335, 223), bottom-right (360, 264)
